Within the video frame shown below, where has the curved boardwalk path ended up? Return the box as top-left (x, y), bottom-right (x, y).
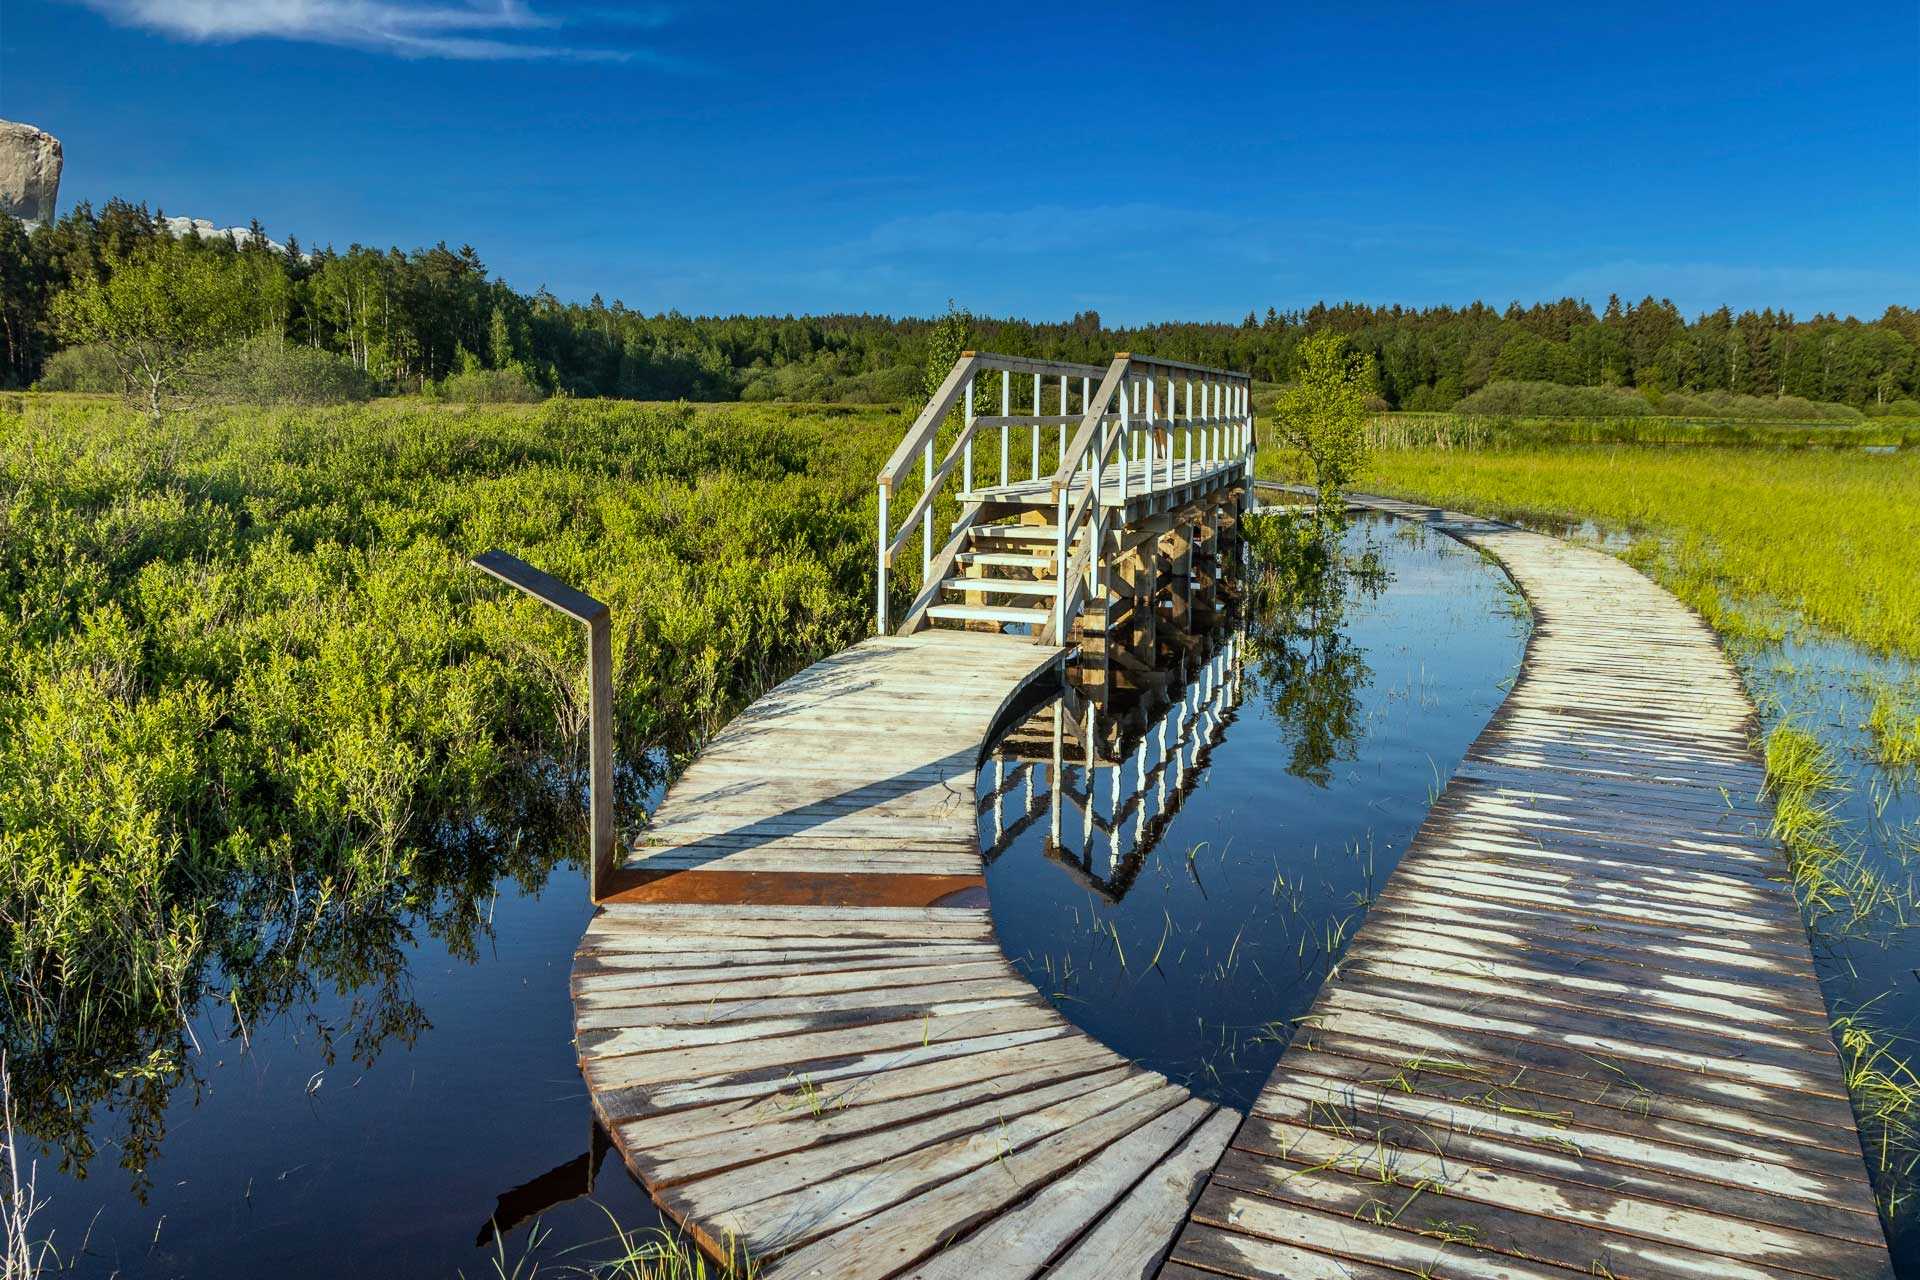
top-left (571, 502), bottom-right (1891, 1280)
top-left (575, 630), bottom-right (1239, 1278)
top-left (1166, 496), bottom-right (1891, 1280)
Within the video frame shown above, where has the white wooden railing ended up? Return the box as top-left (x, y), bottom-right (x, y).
top-left (1045, 354), bottom-right (1253, 642)
top-left (875, 350), bottom-right (1254, 642)
top-left (875, 352), bottom-right (1108, 631)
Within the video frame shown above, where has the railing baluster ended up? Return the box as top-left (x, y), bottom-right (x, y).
top-left (1184, 379), bottom-right (1194, 479)
top-left (1163, 375), bottom-right (1173, 490)
top-left (1057, 375), bottom-right (1067, 467)
top-left (1031, 372), bottom-right (1042, 481)
top-left (922, 436), bottom-right (933, 576)
top-left (1145, 374), bottom-right (1156, 493)
top-left (999, 370), bottom-right (1010, 488)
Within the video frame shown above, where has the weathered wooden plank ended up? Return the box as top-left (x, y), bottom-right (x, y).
top-left (1171, 498), bottom-right (1889, 1280)
top-left (756, 1083), bottom-right (1190, 1274)
top-left (1043, 1107), bottom-right (1240, 1280)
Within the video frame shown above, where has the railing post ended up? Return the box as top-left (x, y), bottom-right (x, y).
top-left (470, 549), bottom-right (617, 903)
top-left (1000, 370), bottom-right (1011, 487)
top-left (1079, 377), bottom-right (1091, 474)
top-left (1054, 489), bottom-right (1069, 640)
top-left (1057, 375), bottom-right (1068, 467)
top-left (922, 437), bottom-right (933, 576)
top-left (963, 379), bottom-right (975, 494)
top-left (1145, 375), bottom-right (1156, 490)
top-left (876, 484), bottom-right (890, 634)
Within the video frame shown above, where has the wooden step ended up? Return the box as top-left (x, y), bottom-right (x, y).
top-left (940, 577), bottom-right (1059, 598)
top-left (955, 551), bottom-right (1054, 569)
top-left (925, 604), bottom-right (1051, 626)
top-left (969, 525), bottom-right (1064, 543)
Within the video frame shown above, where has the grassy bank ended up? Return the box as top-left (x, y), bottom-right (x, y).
top-left (1329, 443), bottom-right (1920, 658)
top-left (0, 394), bottom-right (904, 1167)
top-left (1364, 412), bottom-right (1920, 451)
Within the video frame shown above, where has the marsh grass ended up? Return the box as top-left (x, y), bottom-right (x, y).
top-left (1361, 412), bottom-right (1918, 451)
top-left (1330, 443), bottom-right (1920, 658)
top-left (2, 1055), bottom-right (58, 1280)
top-left (1760, 725), bottom-right (1907, 929)
top-left (1865, 680), bottom-right (1920, 772)
top-left (463, 1207), bottom-right (755, 1280)
top-left (1834, 1013), bottom-right (1920, 1219)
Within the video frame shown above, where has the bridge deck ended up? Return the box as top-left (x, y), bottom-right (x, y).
top-left (577, 630), bottom-right (1239, 1276)
top-left (571, 499), bottom-right (1889, 1279)
top-left (1164, 496), bottom-right (1890, 1280)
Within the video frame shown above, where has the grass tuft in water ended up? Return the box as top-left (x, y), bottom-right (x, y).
top-left (1834, 1013), bottom-right (1920, 1220)
top-left (1762, 724), bottom-right (1899, 928)
top-left (1864, 679), bottom-right (1920, 772)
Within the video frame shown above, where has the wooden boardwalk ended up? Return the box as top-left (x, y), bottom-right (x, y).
top-left (1164, 496), bottom-right (1891, 1280)
top-left (568, 433), bottom-right (1887, 1278)
top-left (576, 630), bottom-right (1240, 1277)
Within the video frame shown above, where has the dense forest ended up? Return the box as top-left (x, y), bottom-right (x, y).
top-left (4, 198), bottom-right (1918, 413)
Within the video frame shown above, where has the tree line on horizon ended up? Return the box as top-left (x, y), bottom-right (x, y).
top-left (3, 198), bottom-right (1917, 414)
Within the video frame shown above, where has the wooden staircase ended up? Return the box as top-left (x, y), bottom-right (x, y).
top-left (923, 521), bottom-right (1076, 635)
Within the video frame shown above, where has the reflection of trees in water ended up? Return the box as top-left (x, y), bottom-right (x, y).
top-left (4, 758), bottom-right (659, 1194)
top-left (1242, 512), bottom-right (1389, 787)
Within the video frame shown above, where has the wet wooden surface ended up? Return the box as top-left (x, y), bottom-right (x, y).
top-left (1164, 495), bottom-right (1892, 1280)
top-left (577, 629), bottom-right (1236, 1277)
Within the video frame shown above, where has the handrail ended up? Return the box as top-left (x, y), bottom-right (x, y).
top-left (876, 348), bottom-right (1255, 641)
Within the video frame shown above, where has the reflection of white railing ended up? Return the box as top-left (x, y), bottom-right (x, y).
top-left (980, 635), bottom-right (1244, 891)
top-left (876, 351), bottom-right (1255, 643)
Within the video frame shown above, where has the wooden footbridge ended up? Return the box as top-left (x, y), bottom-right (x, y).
top-left (563, 354), bottom-right (1889, 1279)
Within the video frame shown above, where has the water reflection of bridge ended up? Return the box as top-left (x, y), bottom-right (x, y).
top-left (981, 635), bottom-right (1243, 901)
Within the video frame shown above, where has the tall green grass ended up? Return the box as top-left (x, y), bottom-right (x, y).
top-left (1326, 444), bottom-right (1920, 658)
top-left (1363, 413), bottom-right (1920, 451)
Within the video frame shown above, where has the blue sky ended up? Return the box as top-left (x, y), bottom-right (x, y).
top-left (4, 1), bottom-right (1916, 323)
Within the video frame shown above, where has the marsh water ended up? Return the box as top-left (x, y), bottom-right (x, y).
top-left (12, 512), bottom-right (1561, 1275)
top-left (980, 513), bottom-right (1529, 1106)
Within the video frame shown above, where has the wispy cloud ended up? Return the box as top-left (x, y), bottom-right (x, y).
top-left (75, 0), bottom-right (638, 61)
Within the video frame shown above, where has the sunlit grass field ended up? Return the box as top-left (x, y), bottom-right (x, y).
top-left (1345, 443), bottom-right (1920, 658)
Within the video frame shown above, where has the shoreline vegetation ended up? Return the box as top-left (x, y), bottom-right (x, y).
top-left (0, 396), bottom-right (896, 1203)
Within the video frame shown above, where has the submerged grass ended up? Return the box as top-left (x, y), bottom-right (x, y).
top-left (1835, 1013), bottom-right (1920, 1219)
top-left (1865, 680), bottom-right (1920, 772)
top-left (1761, 724), bottom-right (1907, 931)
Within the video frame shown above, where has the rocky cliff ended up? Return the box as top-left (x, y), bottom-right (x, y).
top-left (0, 120), bottom-right (62, 224)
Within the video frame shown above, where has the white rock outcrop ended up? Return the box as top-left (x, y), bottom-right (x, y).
top-left (158, 215), bottom-right (296, 256)
top-left (0, 119), bottom-right (62, 224)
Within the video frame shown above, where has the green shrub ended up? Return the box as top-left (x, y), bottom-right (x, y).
top-left (1454, 380), bottom-right (1654, 417)
top-left (194, 336), bottom-right (377, 405)
top-left (439, 362), bottom-right (546, 403)
top-left (32, 343), bottom-right (125, 393)
top-left (1652, 388), bottom-right (1861, 422)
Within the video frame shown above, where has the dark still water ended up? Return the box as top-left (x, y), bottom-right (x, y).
top-left (22, 512), bottom-right (1525, 1276)
top-left (25, 828), bottom-right (666, 1277)
top-left (981, 513), bottom-right (1529, 1107)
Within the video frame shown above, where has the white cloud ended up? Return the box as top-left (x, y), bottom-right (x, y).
top-left (77, 0), bottom-right (631, 60)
